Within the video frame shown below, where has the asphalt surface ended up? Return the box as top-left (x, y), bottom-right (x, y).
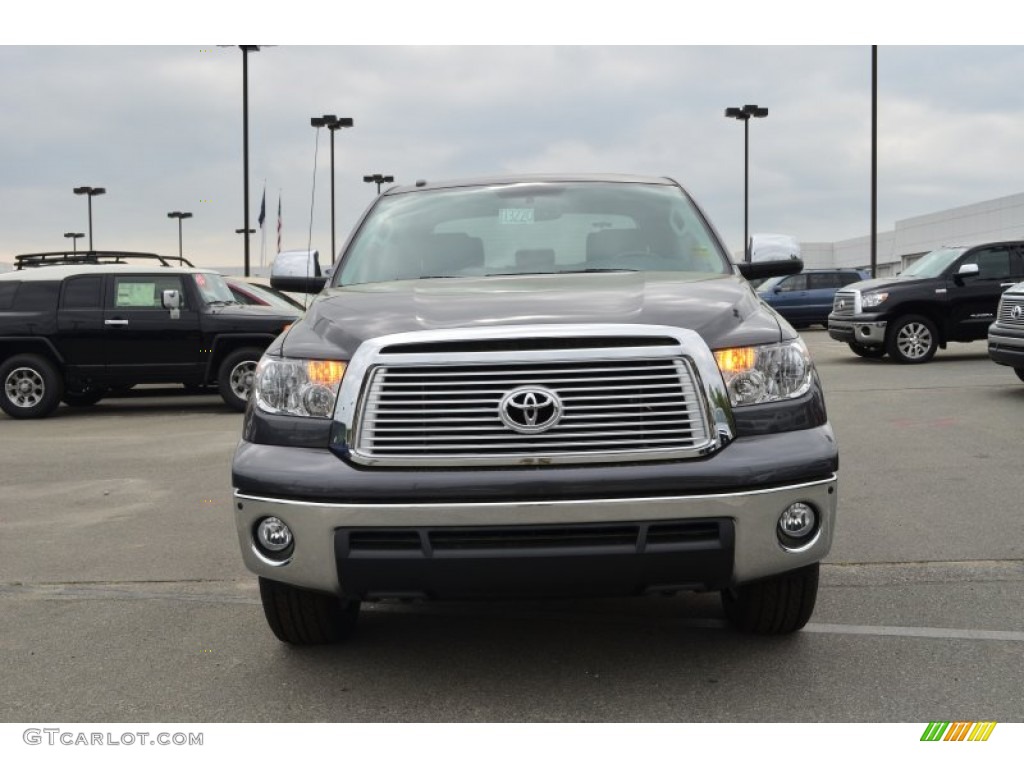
top-left (1, 330), bottom-right (1022, 722)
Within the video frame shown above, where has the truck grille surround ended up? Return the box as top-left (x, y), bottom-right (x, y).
top-left (336, 327), bottom-right (730, 467)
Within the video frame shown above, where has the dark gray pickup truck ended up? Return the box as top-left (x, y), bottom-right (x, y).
top-left (232, 174), bottom-right (838, 644)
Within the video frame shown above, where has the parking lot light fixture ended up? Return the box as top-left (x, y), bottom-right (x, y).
top-left (63, 232), bottom-right (84, 253)
top-left (724, 104), bottom-right (769, 262)
top-left (363, 174), bottom-right (395, 195)
top-left (72, 186), bottom-right (106, 251)
top-left (311, 115), bottom-right (354, 264)
top-left (167, 211), bottom-right (193, 260)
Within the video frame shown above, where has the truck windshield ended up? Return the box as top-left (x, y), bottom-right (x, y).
top-left (337, 182), bottom-right (730, 285)
top-left (900, 247), bottom-right (967, 279)
top-left (193, 272), bottom-right (237, 304)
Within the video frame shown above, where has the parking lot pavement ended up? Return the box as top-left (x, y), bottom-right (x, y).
top-left (1, 338), bottom-right (1022, 722)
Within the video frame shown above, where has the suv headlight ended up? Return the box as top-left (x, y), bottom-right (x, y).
top-left (254, 357), bottom-right (347, 418)
top-left (714, 340), bottom-right (813, 406)
top-left (861, 291), bottom-right (888, 308)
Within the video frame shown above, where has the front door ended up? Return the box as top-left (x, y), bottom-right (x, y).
top-left (101, 273), bottom-right (203, 383)
top-left (946, 246), bottom-right (1024, 341)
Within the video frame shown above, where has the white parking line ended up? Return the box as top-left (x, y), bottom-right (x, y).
top-left (803, 623), bottom-right (1024, 642)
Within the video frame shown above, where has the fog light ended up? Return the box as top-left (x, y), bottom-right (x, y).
top-left (778, 502), bottom-right (816, 540)
top-left (256, 516), bottom-right (293, 553)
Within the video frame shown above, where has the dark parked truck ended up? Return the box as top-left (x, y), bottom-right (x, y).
top-left (0, 261), bottom-right (298, 417)
top-left (827, 242), bottom-right (1024, 363)
top-left (232, 174), bottom-right (839, 644)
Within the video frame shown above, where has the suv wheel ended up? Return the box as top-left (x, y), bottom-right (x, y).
top-left (217, 347), bottom-right (262, 412)
top-left (848, 342), bottom-right (885, 359)
top-left (721, 563), bottom-right (819, 635)
top-left (887, 314), bottom-right (938, 364)
top-left (258, 577), bottom-right (361, 645)
top-left (0, 354), bottom-right (63, 419)
top-left (1015, 368), bottom-right (1024, 384)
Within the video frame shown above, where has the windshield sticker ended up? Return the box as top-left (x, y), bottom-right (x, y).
top-left (499, 208), bottom-right (535, 224)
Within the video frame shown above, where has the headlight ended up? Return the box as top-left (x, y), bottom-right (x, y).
top-left (861, 291), bottom-right (888, 308)
top-left (714, 340), bottom-right (813, 406)
top-left (254, 357), bottom-right (347, 418)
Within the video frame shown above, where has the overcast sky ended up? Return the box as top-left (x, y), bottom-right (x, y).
top-left (3, 36), bottom-right (1023, 269)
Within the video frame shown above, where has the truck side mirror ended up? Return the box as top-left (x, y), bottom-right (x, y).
top-left (162, 289), bottom-right (181, 309)
top-left (736, 259), bottom-right (804, 281)
top-left (954, 262), bottom-right (979, 285)
top-left (162, 289), bottom-right (182, 319)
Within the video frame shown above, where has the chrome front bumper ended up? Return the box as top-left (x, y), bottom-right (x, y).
top-left (828, 318), bottom-right (887, 345)
top-left (234, 474), bottom-right (838, 594)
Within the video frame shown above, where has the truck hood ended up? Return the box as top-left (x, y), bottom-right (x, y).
top-left (844, 275), bottom-right (937, 293)
top-left (208, 303), bottom-right (300, 322)
top-left (278, 272), bottom-right (788, 359)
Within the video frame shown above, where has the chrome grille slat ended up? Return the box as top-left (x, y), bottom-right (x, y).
top-left (367, 420), bottom-right (701, 434)
top-left (372, 382), bottom-right (686, 395)
top-left (355, 352), bottom-right (712, 463)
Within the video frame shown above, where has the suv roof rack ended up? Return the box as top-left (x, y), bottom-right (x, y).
top-left (14, 251), bottom-right (195, 270)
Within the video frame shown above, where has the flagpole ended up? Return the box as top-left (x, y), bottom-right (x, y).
top-left (260, 180), bottom-right (266, 271)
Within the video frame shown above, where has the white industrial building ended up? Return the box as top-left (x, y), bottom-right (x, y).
top-left (798, 191), bottom-right (1024, 276)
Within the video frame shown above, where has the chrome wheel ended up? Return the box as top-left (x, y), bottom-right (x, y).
top-left (5, 367), bottom-right (46, 409)
top-left (0, 354), bottom-right (63, 419)
top-left (895, 322), bottom-right (933, 360)
top-left (229, 360), bottom-right (257, 401)
top-left (887, 314), bottom-right (939, 364)
top-left (217, 347), bottom-right (263, 412)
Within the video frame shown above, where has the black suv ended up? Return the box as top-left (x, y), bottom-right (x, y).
top-left (0, 252), bottom-right (298, 418)
top-left (232, 174), bottom-right (838, 644)
top-left (828, 242), bottom-right (1024, 363)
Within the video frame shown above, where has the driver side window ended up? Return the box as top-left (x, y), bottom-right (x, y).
top-left (778, 274), bottom-right (807, 292)
top-left (964, 248), bottom-right (1011, 280)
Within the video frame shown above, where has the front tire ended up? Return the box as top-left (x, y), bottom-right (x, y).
top-left (848, 342), bottom-right (886, 359)
top-left (217, 347), bottom-right (262, 412)
top-left (721, 563), bottom-right (819, 635)
top-left (259, 578), bottom-right (361, 645)
top-left (0, 354), bottom-right (63, 419)
top-left (1015, 368), bottom-right (1024, 384)
top-left (886, 314), bottom-right (938, 364)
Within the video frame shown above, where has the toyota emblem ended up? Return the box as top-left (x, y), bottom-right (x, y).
top-left (499, 386), bottom-right (563, 434)
top-left (1012, 304), bottom-right (1023, 321)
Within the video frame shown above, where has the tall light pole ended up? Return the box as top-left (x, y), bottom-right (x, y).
top-left (64, 232), bottom-right (84, 253)
top-left (871, 45), bottom-right (878, 279)
top-left (724, 104), bottom-right (768, 262)
top-left (235, 45), bottom-right (260, 277)
top-left (72, 186), bottom-right (106, 251)
top-left (363, 174), bottom-right (395, 195)
top-left (311, 114), bottom-right (354, 264)
top-left (167, 211), bottom-right (193, 260)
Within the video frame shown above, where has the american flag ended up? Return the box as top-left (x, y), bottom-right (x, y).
top-left (276, 195), bottom-right (282, 254)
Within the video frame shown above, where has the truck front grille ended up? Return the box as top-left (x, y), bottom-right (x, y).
top-left (832, 290), bottom-right (858, 317)
top-left (997, 294), bottom-right (1024, 327)
top-left (353, 356), bottom-right (711, 465)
